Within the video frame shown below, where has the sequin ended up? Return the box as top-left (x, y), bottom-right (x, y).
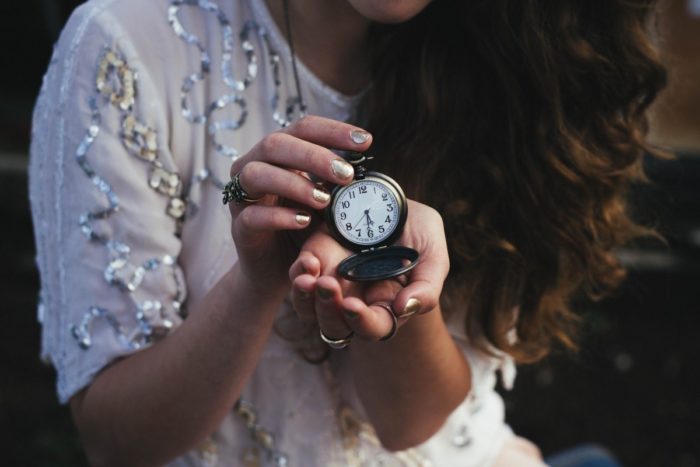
top-left (223, 20), bottom-right (258, 92)
top-left (96, 49), bottom-right (136, 111)
top-left (71, 306), bottom-right (138, 350)
top-left (196, 438), bottom-right (219, 467)
top-left (208, 93), bottom-right (247, 161)
top-left (121, 115), bottom-right (158, 162)
top-left (235, 400), bottom-right (258, 426)
top-left (167, 197), bottom-right (187, 219)
top-left (273, 453), bottom-right (289, 466)
top-left (104, 257), bottom-right (146, 292)
top-left (149, 166), bottom-right (183, 197)
top-left (234, 399), bottom-right (289, 465)
top-left (253, 427), bottom-right (275, 450)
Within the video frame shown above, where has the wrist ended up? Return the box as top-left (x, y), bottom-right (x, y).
top-left (227, 263), bottom-right (290, 303)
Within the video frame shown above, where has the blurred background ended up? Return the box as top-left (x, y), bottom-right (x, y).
top-left (0, 1), bottom-right (697, 466)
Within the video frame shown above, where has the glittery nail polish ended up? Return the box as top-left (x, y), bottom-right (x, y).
top-left (312, 187), bottom-right (331, 203)
top-left (295, 212), bottom-right (311, 225)
top-left (350, 129), bottom-right (371, 144)
top-left (331, 159), bottom-right (354, 179)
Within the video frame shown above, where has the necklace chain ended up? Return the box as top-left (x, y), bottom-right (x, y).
top-left (282, 0), bottom-right (308, 117)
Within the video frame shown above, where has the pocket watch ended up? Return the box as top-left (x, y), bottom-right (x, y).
top-left (324, 153), bottom-right (419, 281)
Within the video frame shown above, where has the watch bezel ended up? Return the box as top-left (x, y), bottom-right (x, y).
top-left (325, 171), bottom-right (408, 252)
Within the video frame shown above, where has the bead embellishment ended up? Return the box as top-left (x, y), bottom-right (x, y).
top-left (321, 362), bottom-right (432, 466)
top-left (234, 399), bottom-right (290, 466)
top-left (70, 47), bottom-right (187, 351)
top-left (168, 0), bottom-right (303, 189)
top-left (96, 49), bottom-right (136, 111)
top-left (121, 115), bottom-right (158, 162)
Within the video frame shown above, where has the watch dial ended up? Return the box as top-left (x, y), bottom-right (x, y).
top-left (333, 178), bottom-right (401, 246)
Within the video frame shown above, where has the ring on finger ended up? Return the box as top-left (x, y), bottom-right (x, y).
top-left (320, 329), bottom-right (354, 350)
top-left (222, 172), bottom-right (263, 205)
top-left (376, 304), bottom-right (398, 341)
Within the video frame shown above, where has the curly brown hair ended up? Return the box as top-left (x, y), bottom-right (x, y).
top-left (364, 0), bottom-right (668, 362)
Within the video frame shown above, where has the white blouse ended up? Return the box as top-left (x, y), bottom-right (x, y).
top-left (29, 0), bottom-right (517, 465)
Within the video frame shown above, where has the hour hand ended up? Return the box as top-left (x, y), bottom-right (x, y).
top-left (364, 209), bottom-right (374, 226)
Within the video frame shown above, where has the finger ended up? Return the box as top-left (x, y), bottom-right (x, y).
top-left (393, 258), bottom-right (448, 318)
top-left (281, 115), bottom-right (373, 152)
top-left (232, 131), bottom-right (359, 186)
top-left (291, 274), bottom-right (317, 322)
top-left (299, 230), bottom-right (352, 277)
top-left (289, 251), bottom-right (321, 282)
top-left (238, 161), bottom-right (332, 209)
top-left (341, 297), bottom-right (396, 341)
top-left (232, 205), bottom-right (312, 236)
top-left (360, 279), bottom-right (404, 309)
top-left (314, 276), bottom-right (353, 340)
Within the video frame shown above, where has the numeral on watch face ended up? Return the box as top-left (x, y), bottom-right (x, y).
top-left (333, 179), bottom-right (400, 246)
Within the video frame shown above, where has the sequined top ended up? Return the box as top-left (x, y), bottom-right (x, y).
top-left (29, 0), bottom-right (517, 465)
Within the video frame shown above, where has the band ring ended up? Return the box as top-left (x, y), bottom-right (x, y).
top-left (376, 304), bottom-right (398, 341)
top-left (222, 172), bottom-right (263, 205)
top-left (319, 329), bottom-right (354, 350)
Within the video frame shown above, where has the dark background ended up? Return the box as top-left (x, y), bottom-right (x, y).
top-left (1, 1), bottom-right (698, 466)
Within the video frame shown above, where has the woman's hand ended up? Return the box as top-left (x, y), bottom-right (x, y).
top-left (288, 200), bottom-right (450, 342)
top-left (228, 115), bottom-right (372, 289)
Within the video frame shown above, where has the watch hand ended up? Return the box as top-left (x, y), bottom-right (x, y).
top-left (352, 212), bottom-right (366, 229)
top-left (364, 209), bottom-right (375, 228)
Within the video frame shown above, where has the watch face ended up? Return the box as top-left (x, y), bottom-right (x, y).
top-left (331, 175), bottom-right (404, 248)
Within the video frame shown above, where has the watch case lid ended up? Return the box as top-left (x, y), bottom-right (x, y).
top-left (337, 246), bottom-right (419, 282)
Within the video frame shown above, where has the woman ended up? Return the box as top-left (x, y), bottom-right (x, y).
top-left (29, 0), bottom-right (665, 465)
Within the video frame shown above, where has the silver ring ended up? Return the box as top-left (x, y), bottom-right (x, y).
top-left (319, 329), bottom-right (354, 350)
top-left (222, 172), bottom-right (262, 205)
top-left (376, 304), bottom-right (398, 341)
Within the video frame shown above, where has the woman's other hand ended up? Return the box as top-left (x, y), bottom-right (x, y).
top-left (228, 115), bottom-right (372, 289)
top-left (288, 200), bottom-right (450, 341)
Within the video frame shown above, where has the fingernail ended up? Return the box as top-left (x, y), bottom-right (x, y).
top-left (343, 310), bottom-right (360, 320)
top-left (297, 289), bottom-right (310, 300)
top-left (317, 287), bottom-right (333, 300)
top-left (331, 159), bottom-right (354, 179)
top-left (295, 212), bottom-right (311, 225)
top-left (402, 298), bottom-right (422, 315)
top-left (312, 187), bottom-right (331, 203)
top-left (350, 129), bottom-right (371, 144)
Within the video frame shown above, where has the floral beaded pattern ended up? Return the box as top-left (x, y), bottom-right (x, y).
top-left (69, 47), bottom-right (186, 351)
top-left (168, 0), bottom-right (306, 189)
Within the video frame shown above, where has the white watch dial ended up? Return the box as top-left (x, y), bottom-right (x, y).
top-left (333, 178), bottom-right (400, 246)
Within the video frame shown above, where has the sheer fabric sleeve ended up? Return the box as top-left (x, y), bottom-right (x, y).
top-left (29, 3), bottom-right (188, 404)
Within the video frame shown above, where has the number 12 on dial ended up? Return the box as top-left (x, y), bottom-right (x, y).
top-left (333, 179), bottom-right (401, 247)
